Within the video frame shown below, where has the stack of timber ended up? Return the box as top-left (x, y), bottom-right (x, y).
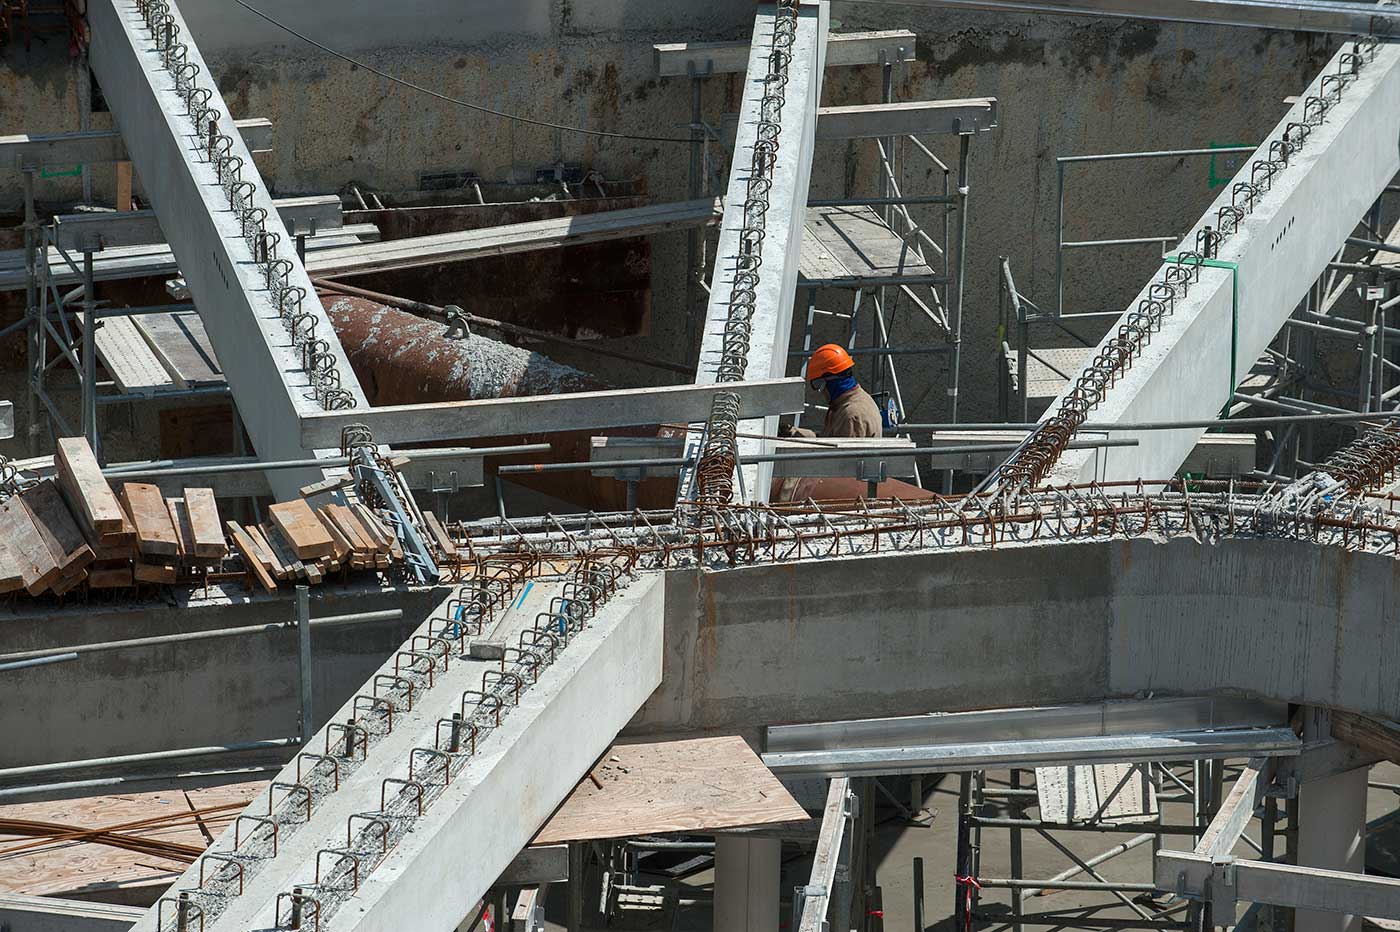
top-left (224, 498), bottom-right (402, 594)
top-left (0, 437), bottom-right (410, 599)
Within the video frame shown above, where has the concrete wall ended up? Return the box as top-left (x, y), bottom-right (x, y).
top-left (628, 536), bottom-right (1400, 737)
top-left (0, 2), bottom-right (1339, 448)
top-left (0, 582), bottom-right (449, 770)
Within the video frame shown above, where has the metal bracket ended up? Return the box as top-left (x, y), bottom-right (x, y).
top-left (1207, 855), bottom-right (1239, 925)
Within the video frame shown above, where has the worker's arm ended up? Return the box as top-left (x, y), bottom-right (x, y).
top-left (779, 423), bottom-right (819, 439)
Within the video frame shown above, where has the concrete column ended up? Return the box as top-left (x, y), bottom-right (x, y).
top-left (1296, 765), bottom-right (1368, 932)
top-left (714, 835), bottom-right (781, 932)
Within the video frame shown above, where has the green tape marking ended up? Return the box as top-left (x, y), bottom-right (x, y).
top-left (39, 165), bottom-right (83, 179)
top-left (1166, 255), bottom-right (1240, 418)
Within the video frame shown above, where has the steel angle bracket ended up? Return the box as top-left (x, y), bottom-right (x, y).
top-left (353, 450), bottom-right (440, 585)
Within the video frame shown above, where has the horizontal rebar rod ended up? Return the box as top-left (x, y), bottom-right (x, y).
top-left (897, 409), bottom-right (1400, 433)
top-left (0, 652), bottom-right (78, 673)
top-left (498, 439), bottom-right (1139, 476)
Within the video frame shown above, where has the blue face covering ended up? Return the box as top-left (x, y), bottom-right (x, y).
top-left (824, 371), bottom-right (858, 402)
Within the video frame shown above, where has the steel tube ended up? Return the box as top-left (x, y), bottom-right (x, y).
top-left (498, 439), bottom-right (1139, 476)
top-left (0, 609), bottom-right (404, 665)
top-left (1058, 146), bottom-right (1255, 164)
top-left (0, 738), bottom-right (298, 781)
top-left (972, 817), bottom-right (1200, 835)
top-left (0, 652), bottom-right (78, 672)
top-left (976, 879), bottom-right (1158, 892)
top-left (1022, 833), bottom-right (1155, 897)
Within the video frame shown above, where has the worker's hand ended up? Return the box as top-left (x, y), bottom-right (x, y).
top-left (778, 423), bottom-right (799, 439)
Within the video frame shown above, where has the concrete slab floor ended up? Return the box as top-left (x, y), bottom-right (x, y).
top-left (503, 762), bottom-right (1400, 932)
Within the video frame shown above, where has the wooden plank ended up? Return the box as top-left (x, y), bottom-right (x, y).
top-left (183, 488), bottom-right (227, 560)
top-left (117, 483), bottom-right (179, 557)
top-left (19, 480), bottom-right (94, 575)
top-left (269, 499), bottom-right (336, 561)
top-left (115, 160), bottom-right (133, 212)
top-left (54, 437), bottom-right (124, 534)
top-left (260, 522), bottom-right (307, 580)
top-left (133, 561), bottom-right (177, 584)
top-left (532, 737), bottom-right (809, 845)
top-left (327, 503), bottom-right (375, 556)
top-left (315, 508), bottom-right (352, 564)
top-left (0, 497), bottom-right (62, 595)
top-left (51, 569), bottom-right (89, 596)
top-left (89, 564), bottom-right (134, 588)
top-left (165, 498), bottom-right (193, 561)
top-left (225, 521), bottom-right (276, 593)
top-left (0, 538), bottom-right (26, 594)
top-left (422, 510), bottom-right (458, 560)
top-left (246, 525), bottom-right (287, 579)
top-left (350, 503), bottom-right (392, 552)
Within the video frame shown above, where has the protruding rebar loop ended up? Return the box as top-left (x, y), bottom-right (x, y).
top-left (276, 890), bottom-right (322, 931)
top-left (266, 258), bottom-right (292, 296)
top-left (1268, 139), bottom-right (1292, 168)
top-left (1303, 94), bottom-right (1331, 126)
top-left (347, 814), bottom-right (391, 853)
top-left (241, 205), bottom-right (268, 245)
top-left (1321, 72), bottom-right (1352, 102)
top-left (229, 179), bottom-right (255, 216)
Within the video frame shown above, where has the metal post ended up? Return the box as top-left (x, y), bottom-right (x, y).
top-left (685, 71), bottom-right (705, 365)
top-left (23, 169), bottom-right (39, 457)
top-left (295, 585), bottom-right (313, 745)
top-left (954, 772), bottom-right (973, 929)
top-left (944, 134), bottom-right (972, 493)
top-left (81, 249), bottom-right (98, 452)
top-left (1010, 769), bottom-right (1024, 932)
top-left (914, 856), bottom-right (925, 932)
top-left (1055, 159), bottom-right (1066, 318)
top-left (568, 841), bottom-right (586, 931)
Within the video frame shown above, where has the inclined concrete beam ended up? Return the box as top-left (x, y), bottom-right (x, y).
top-left (87, 0), bottom-right (367, 498)
top-left (654, 29), bottom-right (913, 77)
top-left (1, 118), bottom-right (273, 169)
top-left (1045, 42), bottom-right (1400, 484)
top-left (679, 1), bottom-right (828, 505)
top-left (299, 377), bottom-right (805, 448)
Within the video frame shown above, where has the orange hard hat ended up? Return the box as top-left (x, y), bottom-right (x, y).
top-left (805, 343), bottom-right (855, 381)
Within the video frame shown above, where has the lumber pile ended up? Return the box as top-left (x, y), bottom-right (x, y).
top-left (0, 437), bottom-right (414, 599)
top-left (224, 499), bottom-right (400, 592)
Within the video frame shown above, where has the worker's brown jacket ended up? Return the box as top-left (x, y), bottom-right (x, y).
top-left (792, 384), bottom-right (883, 439)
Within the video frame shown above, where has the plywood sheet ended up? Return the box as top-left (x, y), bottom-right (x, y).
top-left (800, 205), bottom-right (938, 283)
top-left (533, 737), bottom-right (808, 845)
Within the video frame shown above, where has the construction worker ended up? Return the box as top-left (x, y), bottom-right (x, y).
top-left (783, 343), bottom-right (883, 439)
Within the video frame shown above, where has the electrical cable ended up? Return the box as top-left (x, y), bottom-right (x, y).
top-left (231, 1), bottom-right (692, 144)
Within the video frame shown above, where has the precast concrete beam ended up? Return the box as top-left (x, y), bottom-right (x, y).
top-left (679, 1), bottom-right (828, 505)
top-left (87, 0), bottom-right (367, 498)
top-left (1041, 41), bottom-right (1400, 484)
top-left (123, 574), bottom-right (663, 932)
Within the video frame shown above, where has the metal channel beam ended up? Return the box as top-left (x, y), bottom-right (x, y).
top-left (125, 574), bottom-right (663, 932)
top-left (1038, 40), bottom-right (1400, 485)
top-left (1156, 850), bottom-right (1400, 923)
top-left (763, 727), bottom-right (1300, 776)
top-left (898, 0), bottom-right (1400, 35)
top-left (50, 196), bottom-right (343, 251)
top-left (87, 0), bottom-right (367, 499)
top-left (763, 699), bottom-right (1295, 776)
top-left (654, 29), bottom-right (913, 77)
top-left (1, 118), bottom-right (273, 169)
top-left (679, 1), bottom-right (828, 505)
top-left (300, 377), bottom-right (805, 448)
top-left (815, 98), bottom-right (999, 139)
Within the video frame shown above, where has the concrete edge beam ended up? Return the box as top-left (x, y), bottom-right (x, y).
top-left (300, 377), bottom-right (807, 448)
